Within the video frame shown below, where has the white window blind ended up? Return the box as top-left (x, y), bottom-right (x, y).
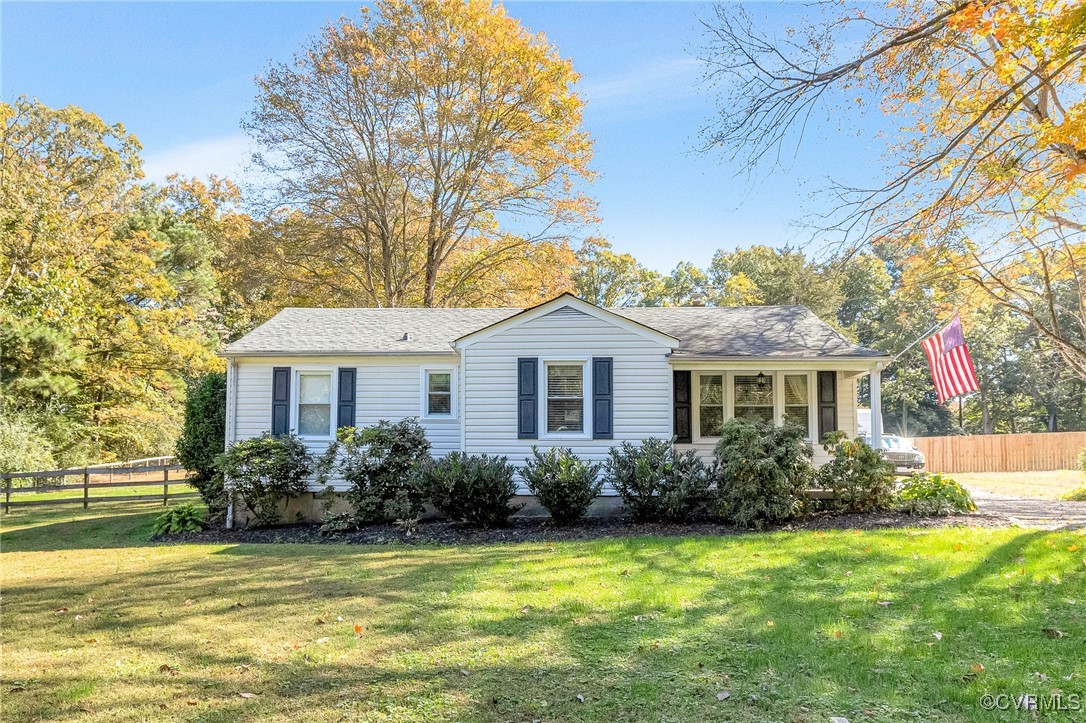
top-left (546, 364), bottom-right (583, 433)
top-left (733, 374), bottom-right (774, 424)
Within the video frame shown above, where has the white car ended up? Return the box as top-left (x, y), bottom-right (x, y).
top-left (864, 435), bottom-right (926, 470)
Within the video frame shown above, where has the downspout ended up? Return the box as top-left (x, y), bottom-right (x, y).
top-left (225, 356), bottom-right (239, 530)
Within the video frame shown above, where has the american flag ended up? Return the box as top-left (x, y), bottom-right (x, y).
top-left (921, 316), bottom-right (979, 404)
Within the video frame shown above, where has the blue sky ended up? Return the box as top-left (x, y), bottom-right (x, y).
top-left (2, 1), bottom-right (889, 272)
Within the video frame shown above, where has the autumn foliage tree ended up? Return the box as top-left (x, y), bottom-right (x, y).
top-left (1, 99), bottom-right (221, 463)
top-left (245, 0), bottom-right (593, 308)
top-left (703, 1), bottom-right (1086, 376)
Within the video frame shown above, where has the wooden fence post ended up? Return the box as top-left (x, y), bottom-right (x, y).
top-left (4, 476), bottom-right (10, 514)
top-left (163, 468), bottom-right (170, 506)
top-left (83, 468), bottom-right (90, 509)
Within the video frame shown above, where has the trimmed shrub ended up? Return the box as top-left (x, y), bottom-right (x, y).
top-left (896, 472), bottom-right (976, 516)
top-left (417, 452), bottom-right (521, 527)
top-left (176, 372), bottom-right (227, 515)
top-left (318, 418), bottom-right (431, 526)
top-left (218, 432), bottom-right (312, 527)
top-left (713, 419), bottom-right (813, 528)
top-left (1079, 447), bottom-right (1086, 473)
top-left (606, 438), bottom-right (711, 522)
top-left (151, 503), bottom-right (207, 536)
top-left (815, 432), bottom-right (896, 512)
top-left (521, 447), bottom-right (603, 525)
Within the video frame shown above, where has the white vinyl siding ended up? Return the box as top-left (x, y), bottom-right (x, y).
top-left (233, 355), bottom-right (462, 490)
top-left (461, 306), bottom-right (673, 486)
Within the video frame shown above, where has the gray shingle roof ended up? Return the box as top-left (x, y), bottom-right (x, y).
top-left (223, 304), bottom-right (885, 358)
top-left (611, 306), bottom-right (884, 358)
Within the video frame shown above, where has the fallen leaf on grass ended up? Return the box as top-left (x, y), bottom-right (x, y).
top-left (238, 692), bottom-right (258, 699)
top-left (766, 620), bottom-right (775, 628)
top-left (84, 639), bottom-right (98, 644)
top-left (460, 669), bottom-right (470, 677)
top-left (314, 637), bottom-right (330, 644)
top-left (576, 694), bottom-right (586, 703)
top-left (184, 599), bottom-right (194, 606)
top-left (74, 615), bottom-right (84, 621)
top-left (315, 617), bottom-right (326, 625)
top-left (235, 664), bottom-right (251, 673)
top-left (1042, 628), bottom-right (1065, 639)
top-left (933, 631), bottom-right (943, 641)
top-left (877, 601), bottom-right (891, 607)
top-left (54, 608), bottom-right (68, 614)
top-left (186, 700), bottom-right (197, 706)
top-left (716, 690), bottom-right (731, 701)
top-left (158, 664), bottom-right (179, 676)
top-left (1068, 544), bottom-right (1079, 552)
top-left (830, 717), bottom-right (850, 723)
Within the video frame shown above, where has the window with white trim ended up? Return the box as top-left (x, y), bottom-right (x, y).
top-left (733, 373), bottom-right (774, 424)
top-left (297, 372), bottom-right (333, 437)
top-left (426, 370), bottom-right (453, 416)
top-left (783, 374), bottom-right (810, 435)
top-left (546, 363), bottom-right (584, 433)
top-left (698, 374), bottom-right (724, 438)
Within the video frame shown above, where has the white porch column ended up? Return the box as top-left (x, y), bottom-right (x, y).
top-left (870, 362), bottom-right (883, 449)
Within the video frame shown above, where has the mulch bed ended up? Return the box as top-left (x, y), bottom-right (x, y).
top-left (164, 510), bottom-right (1009, 547)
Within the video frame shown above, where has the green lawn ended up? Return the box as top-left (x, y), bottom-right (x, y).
top-left (2, 505), bottom-right (1084, 722)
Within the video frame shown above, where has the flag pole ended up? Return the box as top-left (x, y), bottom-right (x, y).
top-left (884, 319), bottom-right (943, 368)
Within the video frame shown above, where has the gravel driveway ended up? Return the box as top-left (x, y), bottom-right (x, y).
top-left (966, 488), bottom-right (1086, 530)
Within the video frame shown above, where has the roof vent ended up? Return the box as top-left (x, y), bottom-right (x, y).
top-left (401, 332), bottom-right (411, 341)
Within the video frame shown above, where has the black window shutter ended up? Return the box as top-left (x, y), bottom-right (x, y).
top-left (272, 367), bottom-right (291, 436)
top-left (592, 357), bottom-right (613, 439)
top-left (337, 368), bottom-right (356, 430)
top-left (817, 371), bottom-right (838, 442)
top-left (517, 358), bottom-right (538, 439)
top-left (673, 370), bottom-right (691, 443)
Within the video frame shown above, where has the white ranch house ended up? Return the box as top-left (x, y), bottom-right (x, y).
top-left (222, 294), bottom-right (887, 517)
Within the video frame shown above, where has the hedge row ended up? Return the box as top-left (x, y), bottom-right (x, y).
top-left (209, 418), bottom-right (975, 530)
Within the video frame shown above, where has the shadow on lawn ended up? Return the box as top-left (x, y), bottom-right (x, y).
top-left (8, 527), bottom-right (1082, 722)
top-left (0, 504), bottom-right (169, 552)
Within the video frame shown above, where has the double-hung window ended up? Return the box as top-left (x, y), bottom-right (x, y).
top-left (733, 374), bottom-right (774, 424)
top-left (297, 371), bottom-right (333, 437)
top-left (426, 370), bottom-right (453, 417)
top-left (783, 374), bottom-right (811, 436)
top-left (698, 374), bottom-right (724, 438)
top-left (546, 363), bottom-right (584, 433)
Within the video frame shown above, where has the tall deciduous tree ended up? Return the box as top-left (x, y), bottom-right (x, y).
top-left (1, 99), bottom-right (221, 462)
top-left (703, 1), bottom-right (1086, 377)
top-left (245, 0), bottom-right (595, 308)
top-left (573, 237), bottom-right (663, 307)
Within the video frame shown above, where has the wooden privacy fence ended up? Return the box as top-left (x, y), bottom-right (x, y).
top-left (912, 432), bottom-right (1086, 473)
top-left (2, 462), bottom-right (196, 513)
